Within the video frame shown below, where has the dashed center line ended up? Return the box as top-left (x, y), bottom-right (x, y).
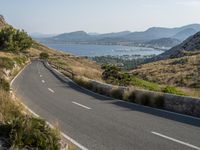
top-left (151, 131), bottom-right (200, 150)
top-left (42, 80), bottom-right (45, 83)
top-left (72, 101), bottom-right (91, 110)
top-left (40, 75), bottom-right (42, 77)
top-left (48, 88), bottom-right (55, 93)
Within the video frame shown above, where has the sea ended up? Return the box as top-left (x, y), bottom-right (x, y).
top-left (45, 44), bottom-right (163, 57)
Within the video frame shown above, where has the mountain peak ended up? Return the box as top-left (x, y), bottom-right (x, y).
top-left (69, 31), bottom-right (87, 34)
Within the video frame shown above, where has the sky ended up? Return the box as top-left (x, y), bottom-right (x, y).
top-left (0, 0), bottom-right (200, 34)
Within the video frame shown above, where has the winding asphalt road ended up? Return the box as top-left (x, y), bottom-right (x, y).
top-left (12, 60), bottom-right (200, 150)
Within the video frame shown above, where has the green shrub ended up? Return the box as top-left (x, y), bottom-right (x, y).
top-left (162, 86), bottom-right (185, 95)
top-left (110, 88), bottom-right (123, 99)
top-left (13, 56), bottom-right (27, 65)
top-left (0, 78), bottom-right (10, 91)
top-left (131, 77), bottom-right (161, 92)
top-left (0, 26), bottom-right (32, 53)
top-left (0, 90), bottom-right (22, 122)
top-left (9, 116), bottom-right (60, 150)
top-left (40, 52), bottom-right (49, 60)
top-left (0, 57), bottom-right (15, 69)
top-left (102, 65), bottom-right (131, 86)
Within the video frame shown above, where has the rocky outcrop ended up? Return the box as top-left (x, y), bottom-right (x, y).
top-left (0, 15), bottom-right (7, 29)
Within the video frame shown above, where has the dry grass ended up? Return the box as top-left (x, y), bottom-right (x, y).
top-left (180, 87), bottom-right (200, 98)
top-left (0, 89), bottom-right (28, 124)
top-left (29, 42), bottom-right (103, 80)
top-left (131, 54), bottom-right (200, 88)
top-left (49, 53), bottom-right (102, 81)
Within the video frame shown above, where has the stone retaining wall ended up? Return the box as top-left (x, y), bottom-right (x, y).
top-left (85, 79), bottom-right (200, 117)
top-left (47, 61), bottom-right (200, 118)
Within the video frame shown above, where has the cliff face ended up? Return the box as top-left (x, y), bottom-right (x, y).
top-left (0, 15), bottom-right (7, 29)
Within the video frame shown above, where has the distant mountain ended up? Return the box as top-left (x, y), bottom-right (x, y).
top-left (145, 38), bottom-right (181, 48)
top-left (30, 32), bottom-right (57, 38)
top-left (125, 27), bottom-right (176, 42)
top-left (148, 31), bottom-right (200, 62)
top-left (39, 24), bottom-right (200, 48)
top-left (98, 31), bottom-right (131, 38)
top-left (52, 31), bottom-right (91, 41)
top-left (173, 28), bottom-right (197, 41)
top-left (0, 15), bottom-right (7, 28)
top-left (125, 24), bottom-right (200, 42)
top-left (88, 32), bottom-right (99, 36)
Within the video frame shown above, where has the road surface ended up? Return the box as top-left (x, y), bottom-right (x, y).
top-left (12, 60), bottom-right (200, 150)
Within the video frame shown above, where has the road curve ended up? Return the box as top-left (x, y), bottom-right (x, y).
top-left (12, 60), bottom-right (200, 150)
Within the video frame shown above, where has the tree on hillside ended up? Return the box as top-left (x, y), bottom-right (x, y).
top-left (40, 52), bottom-right (49, 60)
top-left (102, 65), bottom-right (131, 86)
top-left (0, 26), bottom-right (32, 53)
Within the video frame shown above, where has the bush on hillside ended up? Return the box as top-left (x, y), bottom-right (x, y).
top-left (0, 78), bottom-right (10, 91)
top-left (0, 57), bottom-right (15, 70)
top-left (13, 56), bottom-right (27, 65)
top-left (0, 26), bottom-right (32, 53)
top-left (162, 86), bottom-right (185, 95)
top-left (131, 77), bottom-right (161, 91)
top-left (40, 52), bottom-right (49, 60)
top-left (102, 65), bottom-right (131, 86)
top-left (9, 116), bottom-right (60, 150)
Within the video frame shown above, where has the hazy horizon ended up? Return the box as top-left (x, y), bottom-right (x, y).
top-left (1, 0), bottom-right (200, 34)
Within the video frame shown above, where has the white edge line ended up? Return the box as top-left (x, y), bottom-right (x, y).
top-left (72, 101), bottom-right (91, 110)
top-left (18, 100), bottom-right (88, 150)
top-left (48, 88), bottom-right (55, 93)
top-left (151, 131), bottom-right (200, 150)
top-left (10, 62), bottom-right (31, 86)
top-left (11, 61), bottom-right (88, 150)
top-left (51, 67), bottom-right (200, 121)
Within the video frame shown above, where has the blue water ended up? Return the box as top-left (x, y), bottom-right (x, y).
top-left (45, 44), bottom-right (163, 57)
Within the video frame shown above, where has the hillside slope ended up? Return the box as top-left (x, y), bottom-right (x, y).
top-left (30, 42), bottom-right (103, 80)
top-left (145, 38), bottom-right (181, 48)
top-left (131, 32), bottom-right (200, 89)
top-left (131, 54), bottom-right (200, 88)
top-left (149, 31), bottom-right (200, 62)
top-left (0, 15), bottom-right (7, 28)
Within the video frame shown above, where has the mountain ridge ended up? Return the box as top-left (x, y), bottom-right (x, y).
top-left (38, 24), bottom-right (200, 48)
top-left (147, 31), bottom-right (200, 62)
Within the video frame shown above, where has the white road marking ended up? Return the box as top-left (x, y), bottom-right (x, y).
top-left (10, 63), bottom-right (31, 86)
top-left (42, 80), bottom-right (45, 83)
top-left (72, 101), bottom-right (91, 110)
top-left (40, 75), bottom-right (42, 77)
top-left (15, 97), bottom-right (88, 150)
top-left (151, 131), bottom-right (200, 150)
top-left (11, 61), bottom-right (88, 150)
top-left (48, 88), bottom-right (55, 93)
